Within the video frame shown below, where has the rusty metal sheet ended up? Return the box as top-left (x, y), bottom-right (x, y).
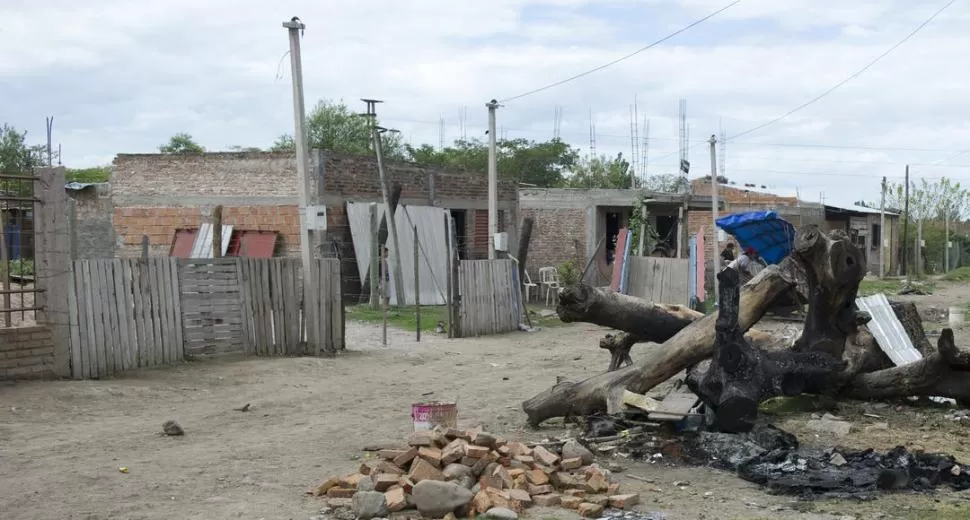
top-left (169, 229), bottom-right (197, 258)
top-left (856, 293), bottom-right (922, 366)
top-left (236, 231), bottom-right (278, 258)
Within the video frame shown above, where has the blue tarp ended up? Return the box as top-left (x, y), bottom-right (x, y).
top-left (715, 211), bottom-right (795, 265)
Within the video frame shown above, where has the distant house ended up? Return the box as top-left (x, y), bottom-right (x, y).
top-left (823, 202), bottom-right (901, 275)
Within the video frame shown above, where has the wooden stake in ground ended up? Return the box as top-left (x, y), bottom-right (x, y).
top-left (212, 205), bottom-right (223, 259)
top-left (414, 225), bottom-right (421, 342)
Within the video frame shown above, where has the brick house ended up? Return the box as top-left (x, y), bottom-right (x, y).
top-left (519, 188), bottom-right (719, 285)
top-left (74, 151), bottom-right (518, 299)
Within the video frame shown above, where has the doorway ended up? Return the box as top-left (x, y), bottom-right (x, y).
top-left (449, 209), bottom-right (467, 259)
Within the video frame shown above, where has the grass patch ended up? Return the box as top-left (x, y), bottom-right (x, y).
top-left (346, 304), bottom-right (566, 332)
top-left (858, 278), bottom-right (935, 296)
top-left (942, 266), bottom-right (970, 282)
top-left (1, 259), bottom-right (33, 278)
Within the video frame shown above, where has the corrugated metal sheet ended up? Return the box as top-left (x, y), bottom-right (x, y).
top-left (170, 229), bottom-right (197, 258)
top-left (856, 293), bottom-right (922, 366)
top-left (346, 202), bottom-right (450, 306)
top-left (189, 223), bottom-right (234, 259)
top-left (235, 231), bottom-right (278, 258)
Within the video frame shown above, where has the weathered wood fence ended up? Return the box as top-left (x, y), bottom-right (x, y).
top-left (625, 257), bottom-right (690, 305)
top-left (457, 259), bottom-right (521, 337)
top-left (67, 257), bottom-right (343, 379)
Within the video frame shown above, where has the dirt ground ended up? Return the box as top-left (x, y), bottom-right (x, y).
top-left (3, 281), bottom-right (970, 520)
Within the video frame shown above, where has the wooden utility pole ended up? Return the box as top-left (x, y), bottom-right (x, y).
top-left (879, 177), bottom-right (886, 278)
top-left (363, 99), bottom-right (406, 306)
top-left (369, 202), bottom-right (379, 308)
top-left (212, 205), bottom-right (223, 258)
top-left (708, 134), bottom-right (720, 304)
top-left (486, 100), bottom-right (500, 260)
top-left (902, 165), bottom-right (910, 276)
top-left (282, 17), bottom-right (316, 316)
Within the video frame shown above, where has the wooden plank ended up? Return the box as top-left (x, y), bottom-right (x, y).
top-left (330, 259), bottom-right (343, 351)
top-left (247, 259), bottom-right (263, 355)
top-left (109, 260), bottom-right (130, 372)
top-left (235, 258), bottom-right (252, 355)
top-left (157, 257), bottom-right (175, 364)
top-left (148, 258), bottom-right (165, 363)
top-left (271, 258), bottom-right (284, 354)
top-left (79, 261), bottom-right (97, 377)
top-left (321, 259), bottom-right (333, 354)
top-left (67, 262), bottom-right (82, 378)
top-left (94, 260), bottom-right (113, 375)
top-left (88, 260), bottom-right (106, 377)
top-left (70, 261), bottom-right (87, 378)
top-left (130, 260), bottom-right (146, 367)
top-left (280, 260), bottom-right (294, 354)
top-left (168, 258), bottom-right (186, 359)
top-left (259, 259), bottom-right (272, 355)
top-left (120, 260), bottom-right (137, 371)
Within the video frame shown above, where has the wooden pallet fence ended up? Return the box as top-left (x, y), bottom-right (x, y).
top-left (178, 259), bottom-right (245, 358)
top-left (625, 256), bottom-right (690, 305)
top-left (68, 258), bottom-right (184, 379)
top-left (304, 258), bottom-right (343, 354)
top-left (458, 259), bottom-right (520, 337)
top-left (237, 257), bottom-right (303, 355)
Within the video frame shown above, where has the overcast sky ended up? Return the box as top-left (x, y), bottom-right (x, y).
top-left (4, 0), bottom-right (970, 208)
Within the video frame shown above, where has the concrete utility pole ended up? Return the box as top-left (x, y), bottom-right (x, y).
top-left (708, 134), bottom-right (720, 305)
top-left (879, 176), bottom-right (886, 278)
top-left (363, 99), bottom-right (406, 306)
top-left (902, 165), bottom-right (910, 276)
top-left (486, 99), bottom-right (500, 259)
top-left (283, 17), bottom-right (316, 308)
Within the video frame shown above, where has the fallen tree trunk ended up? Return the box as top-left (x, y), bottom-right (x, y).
top-left (522, 262), bottom-right (797, 426)
top-left (559, 284), bottom-right (780, 371)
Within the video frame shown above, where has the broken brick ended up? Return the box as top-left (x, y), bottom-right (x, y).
top-left (513, 455), bottom-right (535, 466)
top-left (526, 469), bottom-right (549, 486)
top-left (585, 495), bottom-right (609, 507)
top-left (508, 468), bottom-right (526, 479)
top-left (359, 463), bottom-right (373, 476)
top-left (609, 493), bottom-right (640, 509)
top-left (507, 442), bottom-right (532, 457)
top-left (407, 457), bottom-right (445, 482)
top-left (578, 502), bottom-right (605, 518)
top-left (585, 472), bottom-right (609, 493)
top-left (512, 475), bottom-right (528, 491)
top-left (418, 446), bottom-right (443, 467)
top-left (508, 488), bottom-right (532, 504)
top-left (374, 474), bottom-right (399, 492)
top-left (398, 476), bottom-right (416, 493)
top-left (379, 449), bottom-right (408, 460)
top-left (472, 490), bottom-right (493, 513)
top-left (327, 498), bottom-right (353, 509)
top-left (563, 489), bottom-right (586, 498)
top-left (560, 496), bottom-right (583, 509)
top-left (466, 445), bottom-right (490, 458)
top-left (385, 487), bottom-right (408, 512)
top-left (376, 461), bottom-right (404, 475)
top-left (485, 487), bottom-right (511, 509)
top-left (497, 445), bottom-right (511, 457)
top-left (312, 477), bottom-right (342, 496)
top-left (408, 431), bottom-right (435, 447)
top-left (493, 465), bottom-right (513, 489)
top-left (444, 428), bottom-right (466, 440)
top-left (532, 493), bottom-right (561, 507)
top-left (607, 483), bottom-right (621, 495)
top-left (560, 457), bottom-right (583, 470)
top-left (552, 472), bottom-right (583, 489)
top-left (470, 456), bottom-right (491, 477)
top-left (341, 474), bottom-right (364, 488)
top-left (393, 447), bottom-right (419, 468)
top-left (532, 446), bottom-right (560, 467)
top-left (528, 484), bottom-right (554, 496)
top-left (326, 486), bottom-right (356, 498)
top-left (442, 439), bottom-right (467, 465)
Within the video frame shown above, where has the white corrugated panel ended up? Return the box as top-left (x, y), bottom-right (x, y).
top-left (346, 202), bottom-right (450, 306)
top-left (189, 223), bottom-right (233, 258)
top-left (856, 293), bottom-right (922, 366)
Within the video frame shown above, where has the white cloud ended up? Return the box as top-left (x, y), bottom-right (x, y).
top-left (3, 0), bottom-right (970, 209)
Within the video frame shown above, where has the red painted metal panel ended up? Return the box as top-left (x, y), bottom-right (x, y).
top-left (236, 231), bottom-right (278, 258)
top-left (610, 228), bottom-right (629, 291)
top-left (170, 229), bottom-right (197, 258)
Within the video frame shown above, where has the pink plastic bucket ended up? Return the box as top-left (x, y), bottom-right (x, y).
top-left (411, 402), bottom-right (458, 431)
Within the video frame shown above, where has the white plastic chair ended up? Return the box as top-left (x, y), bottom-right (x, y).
top-left (539, 267), bottom-right (562, 307)
top-left (523, 271), bottom-right (539, 303)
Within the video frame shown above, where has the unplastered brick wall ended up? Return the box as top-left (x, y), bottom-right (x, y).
top-left (687, 178), bottom-right (802, 250)
top-left (69, 183), bottom-right (117, 259)
top-left (0, 326), bottom-right (55, 380)
top-left (111, 151), bottom-right (518, 257)
top-left (521, 207), bottom-right (587, 280)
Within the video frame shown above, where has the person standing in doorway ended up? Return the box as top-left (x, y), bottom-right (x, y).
top-left (720, 242), bottom-right (736, 266)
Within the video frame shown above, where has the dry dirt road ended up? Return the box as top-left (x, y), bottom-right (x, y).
top-left (2, 300), bottom-right (970, 520)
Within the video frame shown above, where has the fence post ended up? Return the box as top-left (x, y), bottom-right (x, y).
top-left (414, 225), bottom-right (420, 342)
top-left (0, 210), bottom-right (8, 327)
top-left (443, 213), bottom-right (453, 338)
top-left (34, 166), bottom-right (72, 378)
top-left (212, 205), bottom-right (223, 258)
top-left (141, 235), bottom-right (149, 258)
top-left (448, 214), bottom-right (462, 338)
top-left (381, 246), bottom-right (388, 347)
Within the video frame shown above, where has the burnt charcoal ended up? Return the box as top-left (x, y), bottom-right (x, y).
top-left (683, 426), bottom-right (970, 500)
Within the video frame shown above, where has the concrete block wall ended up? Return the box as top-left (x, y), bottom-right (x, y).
top-left (0, 326), bottom-right (55, 380)
top-left (69, 184), bottom-right (117, 259)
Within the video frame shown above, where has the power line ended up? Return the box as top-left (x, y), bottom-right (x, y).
top-left (497, 0), bottom-right (741, 104)
top-left (729, 0), bottom-right (957, 141)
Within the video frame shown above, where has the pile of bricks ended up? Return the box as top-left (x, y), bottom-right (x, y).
top-left (311, 427), bottom-right (640, 519)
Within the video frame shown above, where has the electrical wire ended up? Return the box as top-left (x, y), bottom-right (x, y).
top-left (728, 0), bottom-right (958, 141)
top-left (497, 0), bottom-right (741, 104)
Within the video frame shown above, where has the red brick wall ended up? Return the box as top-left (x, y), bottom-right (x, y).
top-left (110, 152), bottom-right (518, 257)
top-left (520, 207), bottom-right (587, 280)
top-left (0, 326), bottom-right (55, 380)
top-left (687, 179), bottom-right (800, 249)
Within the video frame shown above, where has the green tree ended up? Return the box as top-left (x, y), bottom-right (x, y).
top-left (273, 100), bottom-right (407, 160)
top-left (642, 173), bottom-right (690, 193)
top-left (564, 153), bottom-right (633, 189)
top-left (0, 124), bottom-right (46, 174)
top-left (409, 137), bottom-right (579, 187)
top-left (883, 177), bottom-right (970, 274)
top-left (66, 166), bottom-right (111, 183)
top-left (159, 133), bottom-right (205, 154)
top-left (227, 145), bottom-right (262, 152)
